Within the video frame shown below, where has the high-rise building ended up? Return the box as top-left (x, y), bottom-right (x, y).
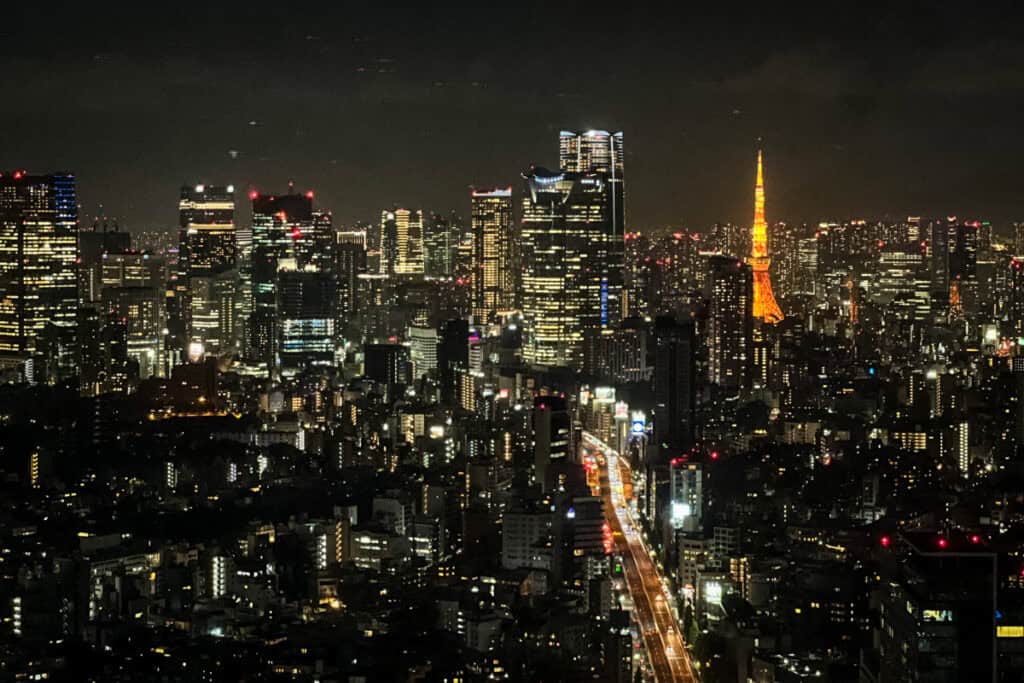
top-left (747, 152), bottom-right (784, 324)
top-left (470, 187), bottom-right (514, 322)
top-left (520, 168), bottom-right (611, 367)
top-left (407, 325), bottom-right (439, 379)
top-left (179, 184), bottom-right (236, 274)
top-left (179, 184), bottom-right (237, 354)
top-left (100, 251), bottom-right (166, 380)
top-left (706, 255), bottom-right (753, 393)
top-left (335, 234), bottom-right (367, 323)
top-left (559, 130), bottom-right (625, 324)
top-left (534, 395), bottom-right (573, 491)
top-left (423, 212), bottom-right (461, 277)
top-left (928, 218), bottom-right (951, 312)
top-left (653, 316), bottom-right (696, 453)
top-left (276, 262), bottom-right (336, 373)
top-left (79, 227), bottom-right (131, 304)
top-left (0, 172), bottom-right (78, 378)
top-left (1008, 257), bottom-right (1024, 337)
top-left (796, 235), bottom-right (819, 297)
top-left (669, 459), bottom-right (702, 532)
top-left (869, 533), bottom-right (997, 683)
top-left (874, 247), bottom-right (925, 306)
top-left (364, 343), bottom-right (412, 388)
top-left (380, 208), bottom-right (424, 275)
top-left (438, 318), bottom-right (469, 406)
top-left (248, 189), bottom-right (318, 367)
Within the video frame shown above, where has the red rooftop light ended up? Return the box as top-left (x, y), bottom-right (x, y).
top-left (937, 537), bottom-right (948, 549)
top-left (880, 536), bottom-right (891, 548)
top-left (249, 190), bottom-right (258, 200)
top-left (971, 535), bottom-right (981, 544)
top-left (306, 191), bottom-right (314, 199)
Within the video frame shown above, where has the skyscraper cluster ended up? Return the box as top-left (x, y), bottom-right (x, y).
top-left (6, 130), bottom-right (1024, 683)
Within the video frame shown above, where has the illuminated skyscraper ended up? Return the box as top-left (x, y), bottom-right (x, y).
top-left (748, 152), bottom-right (784, 323)
top-left (100, 251), bottom-right (166, 379)
top-left (929, 218), bottom-right (952, 312)
top-left (0, 172), bottom-right (78, 378)
top-left (248, 189), bottom-right (321, 367)
top-left (335, 231), bottom-right (367, 321)
top-left (380, 208), bottom-right (424, 275)
top-left (179, 184), bottom-right (236, 274)
top-left (276, 260), bottom-right (335, 374)
top-left (706, 255), bottom-right (752, 392)
top-left (1008, 257), bottom-right (1024, 337)
top-left (79, 227), bottom-right (130, 304)
top-left (559, 130), bottom-right (625, 323)
top-left (470, 187), bottom-right (514, 321)
top-left (520, 168), bottom-right (611, 367)
top-left (423, 212), bottom-right (461, 277)
top-left (669, 459), bottom-right (702, 532)
top-left (179, 184), bottom-right (237, 354)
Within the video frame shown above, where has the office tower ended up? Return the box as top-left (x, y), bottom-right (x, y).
top-left (928, 217), bottom-right (953, 314)
top-left (534, 395), bottom-right (572, 491)
top-left (558, 130), bottom-right (625, 324)
top-left (1008, 258), bottom-right (1024, 337)
top-left (874, 247), bottom-right (925, 306)
top-left (335, 235), bottom-right (367, 321)
top-left (949, 220), bottom-right (979, 315)
top-left (100, 251), bottom-right (166, 380)
top-left (79, 227), bottom-right (131, 304)
top-left (706, 255), bottom-right (753, 393)
top-left (179, 184), bottom-right (237, 354)
top-left (470, 187), bottom-right (514, 322)
top-left (796, 235), bottom-right (819, 297)
top-left (294, 202), bottom-right (333, 272)
top-left (438, 319), bottom-right (469, 406)
top-left (501, 500), bottom-right (554, 571)
top-left (364, 343), bottom-right (412, 387)
top-left (188, 271), bottom-right (237, 355)
top-left (248, 189), bottom-right (317, 367)
top-left (747, 152), bottom-right (784, 323)
top-left (669, 459), bottom-right (702, 532)
top-left (0, 172), bottom-right (78, 378)
top-left (179, 184), bottom-right (236, 273)
top-left (276, 262), bottom-right (336, 373)
top-left (949, 220), bottom-right (978, 281)
top-left (94, 313), bottom-right (132, 394)
top-left (653, 316), bottom-right (696, 453)
top-left (423, 212), bottom-right (461, 277)
top-left (236, 223), bottom-right (253, 331)
top-left (583, 322), bottom-right (649, 384)
top-left (380, 208), bottom-right (424, 275)
top-left (520, 167), bottom-right (611, 367)
top-left (408, 325), bottom-right (438, 379)
top-left (870, 533), bottom-right (997, 683)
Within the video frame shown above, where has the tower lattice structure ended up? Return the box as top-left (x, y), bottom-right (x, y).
top-left (748, 151), bottom-right (784, 323)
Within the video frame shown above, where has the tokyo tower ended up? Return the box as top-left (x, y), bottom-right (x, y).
top-left (748, 150), bottom-right (784, 323)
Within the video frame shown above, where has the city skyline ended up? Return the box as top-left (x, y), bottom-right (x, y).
top-left (3, 5), bottom-right (1024, 230)
top-left (3, 5), bottom-right (1024, 682)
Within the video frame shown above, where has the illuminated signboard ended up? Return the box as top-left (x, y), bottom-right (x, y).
top-left (631, 411), bottom-right (646, 435)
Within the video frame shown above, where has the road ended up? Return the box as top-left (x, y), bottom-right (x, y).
top-left (585, 432), bottom-right (697, 682)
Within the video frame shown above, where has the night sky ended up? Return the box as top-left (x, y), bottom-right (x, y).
top-left (3, 3), bottom-right (1023, 231)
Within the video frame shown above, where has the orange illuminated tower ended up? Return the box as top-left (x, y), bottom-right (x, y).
top-left (748, 151), bottom-right (784, 323)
